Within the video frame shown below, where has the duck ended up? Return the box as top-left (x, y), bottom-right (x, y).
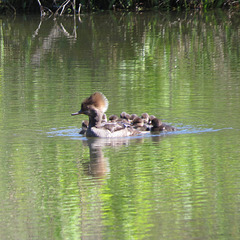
top-left (109, 114), bottom-right (119, 122)
top-left (130, 114), bottom-right (138, 121)
top-left (119, 112), bottom-right (131, 123)
top-left (132, 117), bottom-right (150, 131)
top-left (79, 120), bottom-right (89, 134)
top-left (151, 118), bottom-right (177, 132)
top-left (71, 92), bottom-right (140, 138)
top-left (102, 113), bottom-right (107, 123)
top-left (141, 113), bottom-right (150, 124)
top-left (149, 115), bottom-right (156, 124)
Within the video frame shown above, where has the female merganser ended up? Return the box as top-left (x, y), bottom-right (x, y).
top-left (71, 92), bottom-right (140, 138)
top-left (151, 118), bottom-right (176, 132)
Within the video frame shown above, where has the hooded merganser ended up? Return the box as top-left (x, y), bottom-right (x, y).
top-left (151, 118), bottom-right (176, 132)
top-left (120, 112), bottom-right (127, 119)
top-left (102, 113), bottom-right (107, 123)
top-left (72, 92), bottom-right (140, 138)
top-left (130, 114), bottom-right (138, 121)
top-left (132, 117), bottom-right (150, 131)
top-left (141, 113), bottom-right (150, 124)
top-left (79, 120), bottom-right (89, 134)
top-left (149, 115), bottom-right (156, 123)
top-left (120, 112), bottom-right (131, 123)
top-left (109, 114), bottom-right (119, 122)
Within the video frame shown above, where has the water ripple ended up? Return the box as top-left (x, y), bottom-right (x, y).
top-left (46, 126), bottom-right (234, 139)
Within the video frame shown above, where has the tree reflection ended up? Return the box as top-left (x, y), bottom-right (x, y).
top-left (31, 15), bottom-right (80, 65)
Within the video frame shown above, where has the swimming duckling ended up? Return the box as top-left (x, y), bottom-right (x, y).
top-left (151, 118), bottom-right (176, 132)
top-left (149, 115), bottom-right (156, 124)
top-left (141, 113), bottom-right (150, 124)
top-left (102, 113), bottom-right (107, 123)
top-left (79, 120), bottom-right (89, 134)
top-left (132, 117), bottom-right (150, 131)
top-left (120, 112), bottom-right (131, 123)
top-left (109, 114), bottom-right (119, 122)
top-left (130, 114), bottom-right (138, 121)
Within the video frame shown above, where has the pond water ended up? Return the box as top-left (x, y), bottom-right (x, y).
top-left (0, 10), bottom-right (240, 239)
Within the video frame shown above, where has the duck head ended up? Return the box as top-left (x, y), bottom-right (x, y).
top-left (141, 113), bottom-right (150, 123)
top-left (151, 118), bottom-right (162, 127)
top-left (72, 92), bottom-right (109, 127)
top-left (132, 117), bottom-right (144, 127)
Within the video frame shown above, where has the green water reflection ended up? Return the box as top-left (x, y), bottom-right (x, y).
top-left (0, 10), bottom-right (240, 240)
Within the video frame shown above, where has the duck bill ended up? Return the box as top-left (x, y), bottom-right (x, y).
top-left (71, 110), bottom-right (82, 116)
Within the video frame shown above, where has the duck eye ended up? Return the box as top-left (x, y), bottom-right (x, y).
top-left (81, 103), bottom-right (89, 111)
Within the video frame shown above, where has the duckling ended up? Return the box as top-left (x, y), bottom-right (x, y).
top-left (132, 117), bottom-right (150, 131)
top-left (102, 113), bottom-right (107, 123)
top-left (79, 120), bottom-right (89, 134)
top-left (120, 112), bottom-right (131, 123)
top-left (141, 113), bottom-right (150, 124)
top-left (130, 114), bottom-right (138, 121)
top-left (109, 114), bottom-right (119, 122)
top-left (149, 115), bottom-right (156, 124)
top-left (151, 118), bottom-right (176, 132)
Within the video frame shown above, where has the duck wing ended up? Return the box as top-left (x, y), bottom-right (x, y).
top-left (103, 122), bottom-right (128, 133)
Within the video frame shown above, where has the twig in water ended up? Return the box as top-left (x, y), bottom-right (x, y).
top-left (37, 0), bottom-right (52, 17)
top-left (60, 0), bottom-right (71, 15)
top-left (78, 3), bottom-right (82, 15)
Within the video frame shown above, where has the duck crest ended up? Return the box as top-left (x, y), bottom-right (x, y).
top-left (84, 92), bottom-right (109, 113)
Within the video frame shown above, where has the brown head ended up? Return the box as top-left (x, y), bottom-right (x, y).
top-left (71, 92), bottom-right (109, 116)
top-left (109, 114), bottom-right (119, 122)
top-left (120, 112), bottom-right (131, 122)
top-left (141, 113), bottom-right (150, 123)
top-left (82, 120), bottom-right (89, 128)
top-left (130, 114), bottom-right (138, 121)
top-left (151, 118), bottom-right (162, 127)
top-left (120, 112), bottom-right (127, 119)
top-left (132, 117), bottom-right (144, 127)
top-left (149, 115), bottom-right (156, 122)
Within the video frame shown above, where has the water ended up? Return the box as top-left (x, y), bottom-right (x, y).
top-left (0, 10), bottom-right (240, 239)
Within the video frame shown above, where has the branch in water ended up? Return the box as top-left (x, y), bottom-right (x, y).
top-left (37, 0), bottom-right (53, 17)
top-left (36, 0), bottom-right (79, 17)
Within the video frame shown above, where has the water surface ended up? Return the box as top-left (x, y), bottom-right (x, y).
top-left (0, 10), bottom-right (240, 239)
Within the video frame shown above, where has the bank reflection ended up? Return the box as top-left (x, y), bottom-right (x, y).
top-left (31, 16), bottom-right (80, 65)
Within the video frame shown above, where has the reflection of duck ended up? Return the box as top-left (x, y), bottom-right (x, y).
top-left (83, 137), bottom-right (143, 178)
top-left (72, 92), bottom-right (140, 137)
top-left (151, 118), bottom-right (176, 132)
